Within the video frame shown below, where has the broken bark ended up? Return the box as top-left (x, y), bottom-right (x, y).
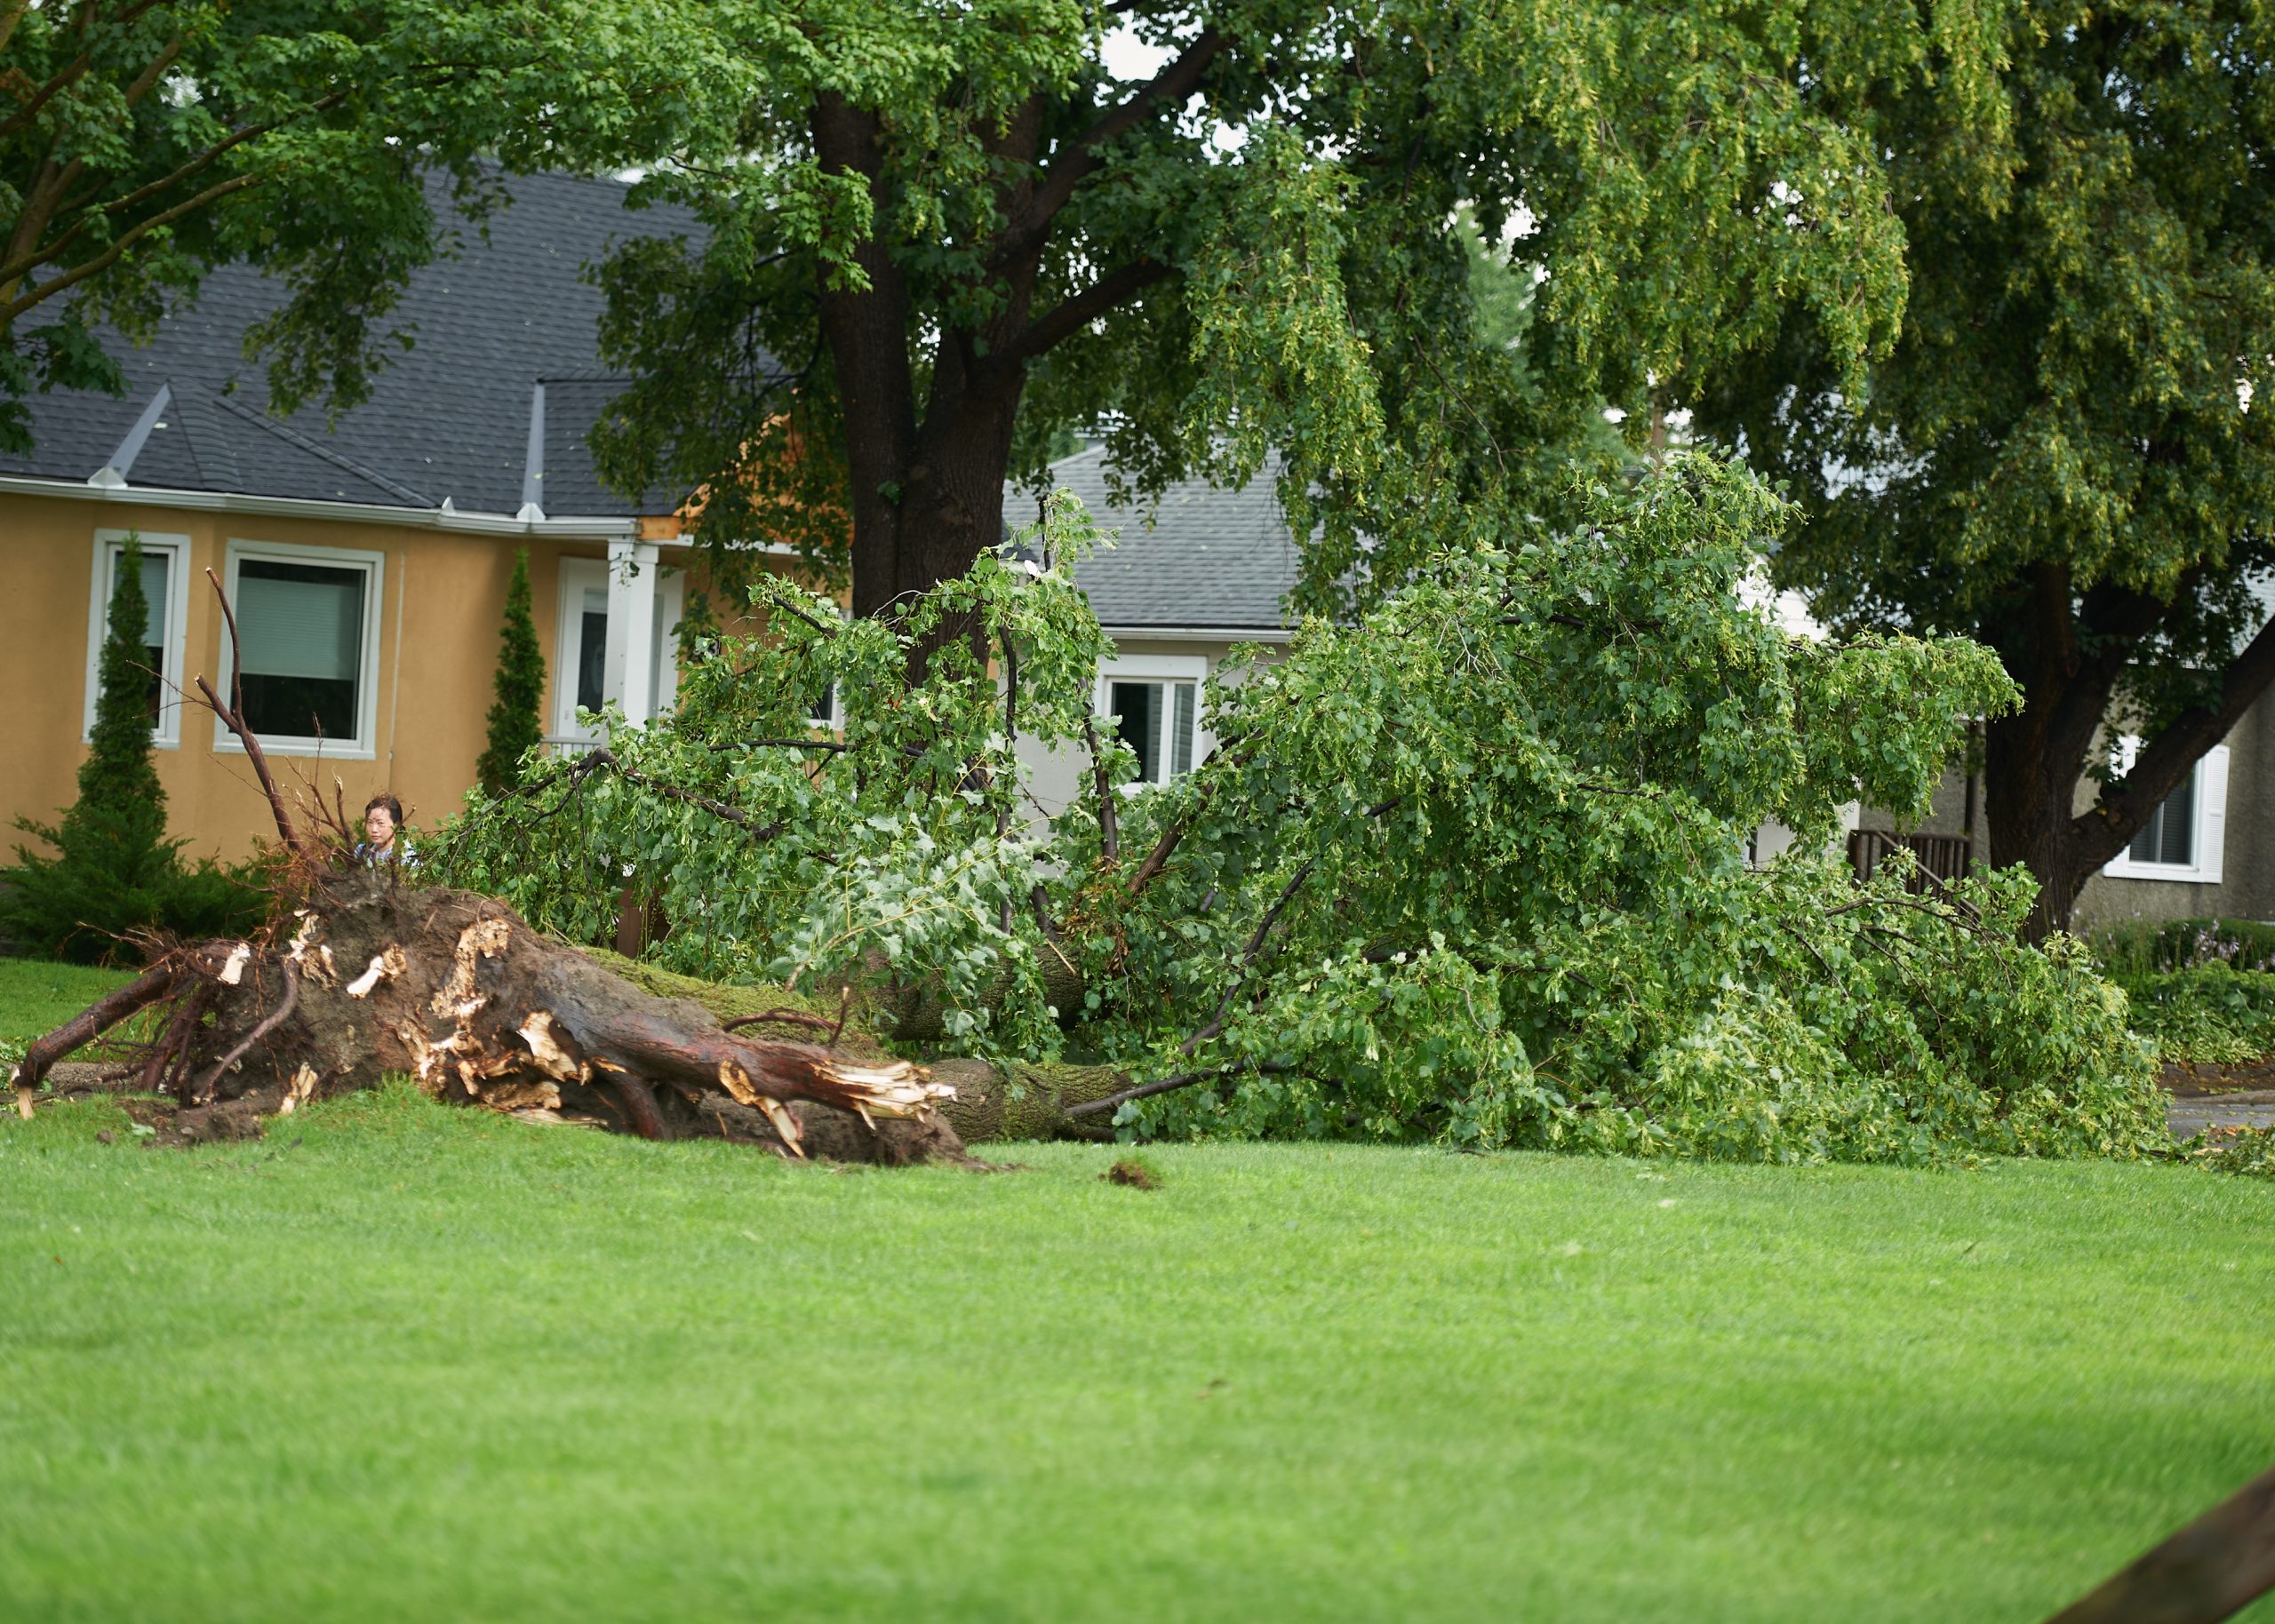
top-left (588, 950), bottom-right (1130, 1142)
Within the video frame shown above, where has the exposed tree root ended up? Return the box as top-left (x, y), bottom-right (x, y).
top-left (9, 876), bottom-right (972, 1163)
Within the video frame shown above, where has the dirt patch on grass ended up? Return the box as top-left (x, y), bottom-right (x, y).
top-left (1103, 1158), bottom-right (1159, 1190)
top-left (117, 1089), bottom-right (271, 1146)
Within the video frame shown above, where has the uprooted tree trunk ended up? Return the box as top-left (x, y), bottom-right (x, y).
top-left (12, 874), bottom-right (986, 1162)
top-left (10, 872), bottom-right (1152, 1158)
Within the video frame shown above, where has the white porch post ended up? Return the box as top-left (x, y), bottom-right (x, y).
top-left (604, 537), bottom-right (660, 725)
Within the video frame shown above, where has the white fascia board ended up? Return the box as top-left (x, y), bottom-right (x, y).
top-left (1097, 624), bottom-right (1293, 644)
top-left (0, 472), bottom-right (642, 538)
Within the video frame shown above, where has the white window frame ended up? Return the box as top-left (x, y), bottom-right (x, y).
top-left (553, 557), bottom-right (611, 742)
top-left (1095, 654), bottom-right (1209, 788)
top-left (84, 529), bottom-right (190, 749)
top-left (649, 562), bottom-right (685, 717)
top-left (214, 538), bottom-right (385, 760)
top-left (551, 556), bottom-right (687, 740)
top-left (2103, 735), bottom-right (2228, 884)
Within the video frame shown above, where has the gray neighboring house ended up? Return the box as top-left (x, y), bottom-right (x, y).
top-left (1014, 446), bottom-right (1301, 819)
top-left (1854, 707), bottom-right (2275, 928)
top-left (1026, 450), bottom-right (2271, 925)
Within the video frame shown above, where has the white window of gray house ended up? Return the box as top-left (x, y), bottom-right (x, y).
top-left (84, 529), bottom-right (190, 747)
top-left (218, 541), bottom-right (384, 757)
top-left (2103, 737), bottom-right (2229, 885)
top-left (1097, 655), bottom-right (1207, 786)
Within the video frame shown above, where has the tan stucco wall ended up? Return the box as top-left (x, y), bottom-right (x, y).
top-left (2, 493), bottom-right (628, 863)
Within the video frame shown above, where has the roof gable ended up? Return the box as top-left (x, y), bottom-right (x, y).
top-left (1034, 447), bottom-right (1301, 633)
top-left (0, 169), bottom-right (702, 519)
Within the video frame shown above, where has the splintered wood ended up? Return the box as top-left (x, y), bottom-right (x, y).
top-left (10, 878), bottom-right (970, 1163)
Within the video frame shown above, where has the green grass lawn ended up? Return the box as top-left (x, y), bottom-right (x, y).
top-left (0, 955), bottom-right (144, 1052)
top-left (3, 1081), bottom-right (2271, 1623)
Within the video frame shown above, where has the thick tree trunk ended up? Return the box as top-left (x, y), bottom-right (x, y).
top-left (810, 39), bottom-right (1222, 635)
top-left (1980, 566), bottom-right (2130, 940)
top-left (1984, 708), bottom-right (2096, 940)
top-left (1982, 563), bottom-right (2275, 940)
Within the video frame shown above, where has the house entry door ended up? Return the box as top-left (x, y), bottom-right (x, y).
top-left (552, 557), bottom-right (682, 744)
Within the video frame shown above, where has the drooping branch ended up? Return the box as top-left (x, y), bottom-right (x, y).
top-left (568, 748), bottom-right (788, 838)
top-left (1083, 714), bottom-right (1120, 862)
top-left (0, 171), bottom-right (262, 327)
top-left (195, 567), bottom-right (304, 856)
top-left (1065, 1059), bottom-right (1296, 1120)
top-left (0, 95), bottom-right (318, 293)
top-left (10, 961), bottom-right (178, 1109)
top-left (1179, 855), bottom-right (1318, 1056)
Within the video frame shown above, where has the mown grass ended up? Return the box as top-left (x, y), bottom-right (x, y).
top-left (3, 1082), bottom-right (2271, 1623)
top-left (0, 956), bottom-right (144, 1053)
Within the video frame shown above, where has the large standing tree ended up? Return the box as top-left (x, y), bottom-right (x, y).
top-left (1693, 0), bottom-right (2275, 933)
top-left (573, 1), bottom-right (1997, 635)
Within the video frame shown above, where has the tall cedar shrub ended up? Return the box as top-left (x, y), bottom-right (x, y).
top-left (2, 536), bottom-right (257, 962)
top-left (476, 548), bottom-right (545, 796)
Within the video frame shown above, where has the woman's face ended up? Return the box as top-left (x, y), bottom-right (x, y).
top-left (364, 805), bottom-right (396, 848)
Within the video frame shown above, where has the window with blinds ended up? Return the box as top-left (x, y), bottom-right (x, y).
top-left (228, 557), bottom-right (370, 743)
top-left (2128, 765), bottom-right (2197, 866)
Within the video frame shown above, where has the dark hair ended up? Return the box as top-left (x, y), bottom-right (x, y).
top-left (364, 792), bottom-right (405, 826)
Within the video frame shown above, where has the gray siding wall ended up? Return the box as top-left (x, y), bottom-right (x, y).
top-left (1014, 635), bottom-right (1275, 828)
top-left (1849, 693), bottom-right (2274, 927)
top-left (2073, 697), bottom-right (2273, 927)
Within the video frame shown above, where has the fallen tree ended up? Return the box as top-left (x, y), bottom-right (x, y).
top-left (8, 871), bottom-right (980, 1160)
top-left (420, 456), bottom-right (2172, 1165)
top-left (9, 459), bottom-right (2177, 1164)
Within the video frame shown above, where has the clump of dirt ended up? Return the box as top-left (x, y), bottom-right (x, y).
top-left (1103, 1158), bottom-right (1159, 1190)
top-left (115, 1088), bottom-right (274, 1147)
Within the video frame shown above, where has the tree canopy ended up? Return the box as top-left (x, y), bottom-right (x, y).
top-left (555, 0), bottom-right (2008, 631)
top-left (1692, 0), bottom-right (2275, 929)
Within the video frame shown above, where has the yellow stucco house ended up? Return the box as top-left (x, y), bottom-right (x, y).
top-left (0, 171), bottom-right (757, 864)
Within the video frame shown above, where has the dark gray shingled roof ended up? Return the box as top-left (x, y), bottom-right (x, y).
top-left (0, 169), bottom-right (702, 517)
top-left (1033, 446), bottom-right (1301, 633)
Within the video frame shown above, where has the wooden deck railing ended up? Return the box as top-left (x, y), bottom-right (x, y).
top-left (1847, 829), bottom-right (1973, 888)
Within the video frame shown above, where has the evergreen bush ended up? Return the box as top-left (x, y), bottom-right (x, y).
top-left (1, 535), bottom-right (260, 962)
top-left (475, 548), bottom-right (545, 797)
